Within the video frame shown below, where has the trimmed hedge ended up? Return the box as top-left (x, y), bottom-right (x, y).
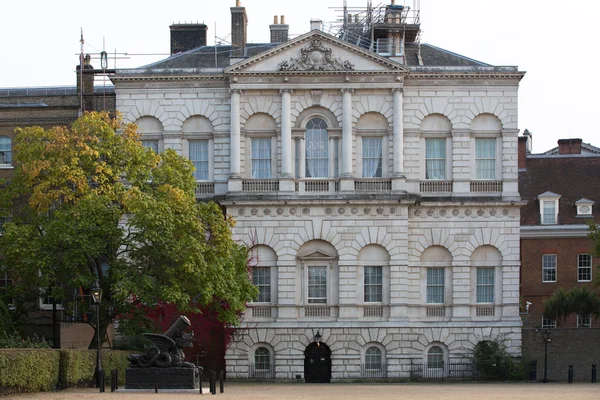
top-left (0, 349), bottom-right (132, 395)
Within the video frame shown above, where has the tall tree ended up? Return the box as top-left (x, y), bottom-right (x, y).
top-left (0, 112), bottom-right (256, 347)
top-left (543, 287), bottom-right (600, 327)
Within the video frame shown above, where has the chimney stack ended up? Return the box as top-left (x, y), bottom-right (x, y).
top-left (270, 14), bottom-right (289, 43)
top-left (170, 23), bottom-right (208, 55)
top-left (310, 19), bottom-right (323, 31)
top-left (231, 1), bottom-right (248, 59)
top-left (76, 54), bottom-right (95, 111)
top-left (558, 138), bottom-right (583, 155)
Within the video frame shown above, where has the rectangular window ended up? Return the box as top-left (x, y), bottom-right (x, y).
top-left (251, 138), bottom-right (272, 179)
top-left (475, 138), bottom-right (496, 179)
top-left (425, 139), bottom-right (446, 180)
top-left (542, 254), bottom-right (557, 282)
top-left (362, 137), bottom-right (383, 178)
top-left (252, 267), bottom-right (271, 303)
top-left (39, 288), bottom-right (62, 310)
top-left (542, 317), bottom-right (556, 329)
top-left (0, 268), bottom-right (12, 306)
top-left (0, 137), bottom-right (12, 165)
top-left (542, 201), bottom-right (557, 224)
top-left (577, 314), bottom-right (591, 328)
top-left (189, 140), bottom-right (209, 180)
top-left (476, 268), bottom-right (494, 303)
top-left (578, 254), bottom-right (592, 282)
top-left (141, 140), bottom-right (159, 153)
top-left (308, 266), bottom-right (327, 304)
top-left (364, 266), bottom-right (383, 303)
top-left (305, 129), bottom-right (328, 178)
top-left (0, 210), bottom-right (11, 230)
top-left (426, 268), bottom-right (445, 304)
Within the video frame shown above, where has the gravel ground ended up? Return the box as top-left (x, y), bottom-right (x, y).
top-left (4, 382), bottom-right (599, 400)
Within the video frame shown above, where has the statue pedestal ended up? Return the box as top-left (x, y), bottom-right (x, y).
top-left (125, 367), bottom-right (199, 389)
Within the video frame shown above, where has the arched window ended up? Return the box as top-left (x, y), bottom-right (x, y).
top-left (0, 136), bottom-right (12, 165)
top-left (427, 346), bottom-right (444, 369)
top-left (305, 118), bottom-right (328, 178)
top-left (365, 346), bottom-right (382, 370)
top-left (254, 347), bottom-right (271, 370)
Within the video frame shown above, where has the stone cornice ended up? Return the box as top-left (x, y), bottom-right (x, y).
top-left (520, 224), bottom-right (590, 239)
top-left (110, 74), bottom-right (228, 83)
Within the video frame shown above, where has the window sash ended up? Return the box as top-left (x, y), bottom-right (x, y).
top-left (542, 317), bottom-right (556, 329)
top-left (305, 118), bottom-right (329, 178)
top-left (476, 268), bottom-right (494, 303)
top-left (141, 140), bottom-right (158, 153)
top-left (308, 266), bottom-right (327, 304)
top-left (251, 138), bottom-right (272, 179)
top-left (475, 138), bottom-right (496, 180)
top-left (427, 347), bottom-right (444, 369)
top-left (365, 347), bottom-right (382, 370)
top-left (252, 267), bottom-right (271, 303)
top-left (542, 201), bottom-right (556, 224)
top-left (577, 314), bottom-right (591, 328)
top-left (542, 255), bottom-right (557, 282)
top-left (426, 268), bottom-right (445, 304)
top-left (362, 137), bottom-right (383, 178)
top-left (364, 266), bottom-right (383, 303)
top-left (425, 139), bottom-right (446, 180)
top-left (254, 348), bottom-right (270, 370)
top-left (578, 254), bottom-right (592, 282)
top-left (0, 137), bottom-right (12, 164)
top-left (189, 140), bottom-right (209, 180)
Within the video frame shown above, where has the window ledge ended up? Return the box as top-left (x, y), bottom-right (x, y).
top-left (0, 165), bottom-right (14, 169)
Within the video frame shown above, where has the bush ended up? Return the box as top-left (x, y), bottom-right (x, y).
top-left (0, 349), bottom-right (60, 395)
top-left (0, 334), bottom-right (51, 349)
top-left (59, 349), bottom-right (132, 387)
top-left (473, 340), bottom-right (525, 380)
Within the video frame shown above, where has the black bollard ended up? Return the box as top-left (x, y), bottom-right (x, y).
top-left (155, 370), bottom-right (159, 393)
top-left (99, 370), bottom-right (105, 393)
top-left (568, 364), bottom-right (574, 383)
top-left (211, 370), bottom-right (216, 395)
top-left (199, 368), bottom-right (203, 395)
top-left (110, 370), bottom-right (116, 392)
top-left (592, 363), bottom-right (597, 383)
top-left (219, 370), bottom-right (224, 393)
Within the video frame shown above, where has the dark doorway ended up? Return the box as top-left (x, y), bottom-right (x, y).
top-left (304, 342), bottom-right (331, 383)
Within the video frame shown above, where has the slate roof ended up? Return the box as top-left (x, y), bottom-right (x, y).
top-left (135, 39), bottom-right (492, 72)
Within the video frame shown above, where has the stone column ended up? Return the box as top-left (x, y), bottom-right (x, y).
top-left (280, 89), bottom-right (293, 178)
top-left (392, 88), bottom-right (404, 177)
top-left (229, 89), bottom-right (241, 178)
top-left (298, 138), bottom-right (306, 179)
top-left (341, 88), bottom-right (353, 178)
top-left (329, 137), bottom-right (336, 178)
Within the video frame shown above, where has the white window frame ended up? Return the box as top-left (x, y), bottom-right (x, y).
top-left (577, 254), bottom-right (592, 282)
top-left (427, 346), bottom-right (445, 370)
top-left (473, 137), bottom-right (499, 180)
top-left (542, 316), bottom-right (556, 329)
top-left (0, 136), bottom-right (13, 167)
top-left (252, 266), bottom-right (271, 304)
top-left (187, 139), bottom-right (212, 181)
top-left (424, 138), bottom-right (447, 180)
top-left (364, 266), bottom-right (383, 303)
top-left (358, 136), bottom-right (384, 178)
top-left (249, 137), bottom-right (275, 179)
top-left (305, 117), bottom-right (329, 178)
top-left (475, 267), bottom-right (495, 303)
top-left (254, 346), bottom-right (271, 371)
top-left (364, 346), bottom-right (383, 371)
top-left (577, 314), bottom-right (591, 328)
top-left (542, 254), bottom-right (557, 283)
top-left (575, 199), bottom-right (594, 217)
top-left (538, 193), bottom-right (561, 225)
top-left (426, 267), bottom-right (445, 304)
top-left (307, 265), bottom-right (328, 304)
top-left (39, 288), bottom-right (63, 310)
top-left (141, 140), bottom-right (159, 153)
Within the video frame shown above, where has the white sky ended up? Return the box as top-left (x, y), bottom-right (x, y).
top-left (1, 0), bottom-right (599, 153)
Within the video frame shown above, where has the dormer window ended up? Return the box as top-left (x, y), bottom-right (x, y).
top-left (538, 192), bottom-right (561, 225)
top-left (575, 198), bottom-right (594, 217)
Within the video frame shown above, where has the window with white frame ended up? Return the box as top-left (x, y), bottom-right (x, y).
top-left (141, 140), bottom-right (159, 153)
top-left (425, 139), bottom-right (446, 180)
top-left (0, 209), bottom-right (11, 230)
top-left (476, 268), bottom-right (494, 303)
top-left (189, 139), bottom-right (209, 181)
top-left (542, 316), bottom-right (556, 329)
top-left (362, 137), bottom-right (383, 178)
top-left (365, 346), bottom-right (382, 370)
top-left (305, 118), bottom-right (329, 178)
top-left (575, 199), bottom-right (594, 217)
top-left (254, 347), bottom-right (271, 370)
top-left (39, 287), bottom-right (62, 310)
top-left (578, 254), bottom-right (592, 282)
top-left (542, 254), bottom-right (557, 283)
top-left (542, 201), bottom-right (557, 224)
top-left (577, 314), bottom-right (591, 328)
top-left (251, 138), bottom-right (272, 179)
top-left (0, 136), bottom-right (12, 165)
top-left (308, 266), bottom-right (327, 304)
top-left (252, 267), bottom-right (271, 303)
top-left (475, 138), bottom-right (496, 179)
top-left (364, 266), bottom-right (382, 303)
top-left (426, 268), bottom-right (445, 303)
top-left (427, 346), bottom-right (444, 369)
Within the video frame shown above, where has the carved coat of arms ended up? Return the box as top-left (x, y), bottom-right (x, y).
top-left (278, 38), bottom-right (355, 72)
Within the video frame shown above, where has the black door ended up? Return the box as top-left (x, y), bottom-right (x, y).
top-left (304, 342), bottom-right (331, 383)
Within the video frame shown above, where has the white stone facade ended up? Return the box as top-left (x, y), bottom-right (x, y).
top-left (112, 29), bottom-right (524, 381)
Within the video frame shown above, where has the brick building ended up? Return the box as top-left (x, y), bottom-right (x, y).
top-left (112, 1), bottom-right (524, 381)
top-left (519, 134), bottom-right (600, 329)
top-left (0, 59), bottom-right (115, 348)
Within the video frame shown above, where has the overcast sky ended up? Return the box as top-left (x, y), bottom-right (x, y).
top-left (1, 0), bottom-right (598, 153)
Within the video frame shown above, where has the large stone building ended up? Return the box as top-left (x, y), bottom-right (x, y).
top-left (111, 2), bottom-right (525, 381)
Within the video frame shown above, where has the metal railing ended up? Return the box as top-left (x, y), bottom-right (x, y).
top-left (242, 179), bottom-right (279, 192)
top-left (361, 363), bottom-right (387, 379)
top-left (354, 179), bottom-right (392, 192)
top-left (470, 180), bottom-right (502, 193)
top-left (249, 363), bottom-right (276, 379)
top-left (409, 361), bottom-right (474, 381)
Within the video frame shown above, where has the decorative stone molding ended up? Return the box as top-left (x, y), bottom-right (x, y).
top-left (310, 89), bottom-right (323, 105)
top-left (278, 38), bottom-right (355, 72)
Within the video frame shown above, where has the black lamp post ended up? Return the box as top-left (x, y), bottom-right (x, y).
top-left (90, 281), bottom-right (103, 389)
top-left (542, 329), bottom-right (551, 383)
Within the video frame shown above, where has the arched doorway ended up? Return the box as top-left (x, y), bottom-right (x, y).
top-left (304, 342), bottom-right (331, 383)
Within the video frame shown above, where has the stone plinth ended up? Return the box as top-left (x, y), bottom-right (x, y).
top-left (125, 367), bottom-right (198, 389)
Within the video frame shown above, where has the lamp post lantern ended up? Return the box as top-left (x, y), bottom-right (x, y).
top-left (314, 330), bottom-right (322, 347)
top-left (90, 281), bottom-right (103, 390)
top-left (542, 329), bottom-right (551, 383)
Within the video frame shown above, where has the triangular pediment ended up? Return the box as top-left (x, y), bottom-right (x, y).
top-left (297, 248), bottom-right (337, 260)
top-left (226, 30), bottom-right (408, 74)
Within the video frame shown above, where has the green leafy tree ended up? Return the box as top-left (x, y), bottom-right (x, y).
top-left (543, 286), bottom-right (600, 327)
top-left (0, 112), bottom-right (256, 348)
